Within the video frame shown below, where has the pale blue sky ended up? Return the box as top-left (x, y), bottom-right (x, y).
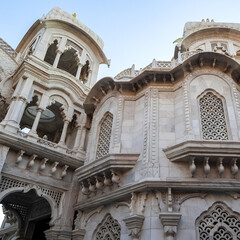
top-left (1, 0), bottom-right (240, 80)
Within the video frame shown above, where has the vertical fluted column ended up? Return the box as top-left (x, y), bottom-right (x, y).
top-left (58, 119), bottom-right (70, 145)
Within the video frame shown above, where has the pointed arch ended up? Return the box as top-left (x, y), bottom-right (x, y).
top-left (198, 89), bottom-right (229, 140)
top-left (93, 214), bottom-right (121, 240)
top-left (57, 48), bottom-right (78, 76)
top-left (196, 201), bottom-right (240, 240)
top-left (96, 112), bottom-right (113, 160)
top-left (44, 39), bottom-right (58, 65)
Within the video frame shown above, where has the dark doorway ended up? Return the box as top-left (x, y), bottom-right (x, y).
top-left (31, 217), bottom-right (51, 240)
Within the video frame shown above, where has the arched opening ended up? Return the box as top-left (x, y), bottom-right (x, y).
top-left (20, 99), bottom-right (64, 143)
top-left (57, 48), bottom-right (78, 76)
top-left (0, 189), bottom-right (52, 240)
top-left (96, 112), bottom-right (113, 160)
top-left (20, 95), bottom-right (39, 133)
top-left (44, 40), bottom-right (58, 65)
top-left (36, 101), bottom-right (64, 143)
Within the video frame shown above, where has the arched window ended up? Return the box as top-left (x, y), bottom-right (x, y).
top-left (44, 40), bottom-right (58, 65)
top-left (199, 91), bottom-right (228, 140)
top-left (57, 48), bottom-right (78, 76)
top-left (196, 202), bottom-right (240, 240)
top-left (96, 113), bottom-right (113, 160)
top-left (94, 214), bottom-right (121, 240)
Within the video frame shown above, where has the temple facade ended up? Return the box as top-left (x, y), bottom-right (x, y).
top-left (0, 7), bottom-right (240, 240)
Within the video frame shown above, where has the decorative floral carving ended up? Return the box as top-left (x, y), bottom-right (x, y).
top-left (94, 214), bottom-right (121, 240)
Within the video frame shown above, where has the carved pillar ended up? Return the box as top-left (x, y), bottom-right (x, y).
top-left (73, 125), bottom-right (82, 151)
top-left (4, 76), bottom-right (33, 132)
top-left (79, 126), bottom-right (86, 151)
top-left (76, 63), bottom-right (83, 80)
top-left (72, 229), bottom-right (86, 240)
top-left (58, 119), bottom-right (70, 145)
top-left (0, 98), bottom-right (17, 126)
top-left (53, 50), bottom-right (62, 68)
top-left (159, 212), bottom-right (181, 240)
top-left (123, 215), bottom-right (145, 240)
top-left (29, 108), bottom-right (43, 134)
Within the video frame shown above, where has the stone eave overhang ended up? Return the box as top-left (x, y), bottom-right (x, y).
top-left (74, 178), bottom-right (240, 210)
top-left (12, 56), bottom-right (88, 105)
top-left (163, 140), bottom-right (240, 162)
top-left (0, 130), bottom-right (84, 170)
top-left (75, 153), bottom-right (139, 182)
top-left (84, 52), bottom-right (240, 115)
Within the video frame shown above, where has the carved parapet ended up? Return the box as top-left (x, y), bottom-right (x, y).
top-left (76, 153), bottom-right (139, 195)
top-left (163, 140), bottom-right (240, 178)
top-left (72, 229), bottom-right (86, 240)
top-left (123, 215), bottom-right (145, 240)
top-left (159, 212), bottom-right (181, 240)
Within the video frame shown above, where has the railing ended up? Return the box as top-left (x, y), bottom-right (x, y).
top-left (180, 49), bottom-right (203, 61)
top-left (114, 50), bottom-right (205, 81)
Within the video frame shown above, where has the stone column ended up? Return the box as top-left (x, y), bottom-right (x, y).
top-left (76, 63), bottom-right (83, 80)
top-left (73, 125), bottom-right (82, 151)
top-left (58, 119), bottom-right (70, 145)
top-left (123, 215), bottom-right (145, 240)
top-left (53, 50), bottom-right (62, 68)
top-left (4, 76), bottom-right (33, 133)
top-left (0, 98), bottom-right (17, 126)
top-left (29, 108), bottom-right (43, 135)
top-left (159, 212), bottom-right (182, 240)
top-left (78, 126), bottom-right (86, 151)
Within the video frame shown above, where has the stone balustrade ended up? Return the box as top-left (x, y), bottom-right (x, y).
top-left (76, 153), bottom-right (139, 195)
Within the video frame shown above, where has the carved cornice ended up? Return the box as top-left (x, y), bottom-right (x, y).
top-left (75, 153), bottom-right (139, 182)
top-left (74, 179), bottom-right (240, 211)
top-left (84, 52), bottom-right (240, 116)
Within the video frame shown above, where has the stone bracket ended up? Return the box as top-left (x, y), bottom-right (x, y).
top-left (123, 214), bottom-right (145, 240)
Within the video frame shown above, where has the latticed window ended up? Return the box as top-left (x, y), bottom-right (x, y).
top-left (94, 214), bottom-right (121, 240)
top-left (96, 113), bottom-right (113, 160)
top-left (196, 202), bottom-right (240, 240)
top-left (199, 91), bottom-right (228, 140)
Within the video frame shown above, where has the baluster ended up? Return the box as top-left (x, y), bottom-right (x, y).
top-left (204, 157), bottom-right (210, 178)
top-left (231, 158), bottom-right (238, 178)
top-left (189, 157), bottom-right (196, 177)
top-left (218, 157), bottom-right (224, 178)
